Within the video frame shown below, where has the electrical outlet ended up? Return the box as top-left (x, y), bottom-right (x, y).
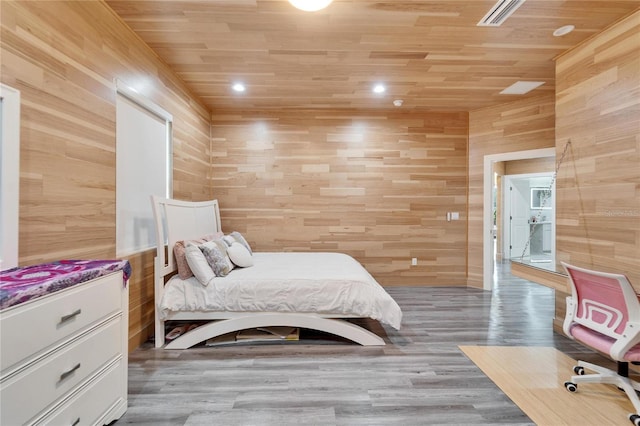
top-left (411, 257), bottom-right (418, 266)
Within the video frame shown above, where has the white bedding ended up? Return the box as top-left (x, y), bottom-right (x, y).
top-left (160, 252), bottom-right (402, 330)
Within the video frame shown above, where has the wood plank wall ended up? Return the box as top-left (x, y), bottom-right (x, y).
top-left (555, 10), bottom-right (640, 288)
top-left (467, 95), bottom-right (556, 288)
top-left (210, 110), bottom-right (469, 286)
top-left (504, 157), bottom-right (556, 176)
top-left (1, 0), bottom-right (212, 351)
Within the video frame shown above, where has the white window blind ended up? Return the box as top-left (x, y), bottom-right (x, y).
top-left (0, 84), bottom-right (20, 270)
top-left (116, 81), bottom-right (172, 256)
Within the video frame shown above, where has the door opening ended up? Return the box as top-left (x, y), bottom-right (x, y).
top-left (482, 148), bottom-right (555, 290)
top-left (503, 173), bottom-right (555, 265)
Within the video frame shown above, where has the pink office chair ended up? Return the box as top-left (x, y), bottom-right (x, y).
top-left (562, 262), bottom-right (640, 425)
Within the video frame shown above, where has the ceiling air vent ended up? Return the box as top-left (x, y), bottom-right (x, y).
top-left (477, 0), bottom-right (526, 27)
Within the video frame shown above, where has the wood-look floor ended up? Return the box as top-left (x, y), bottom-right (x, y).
top-left (118, 262), bottom-right (612, 425)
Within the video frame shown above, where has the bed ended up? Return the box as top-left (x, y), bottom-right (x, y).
top-left (151, 196), bottom-right (402, 349)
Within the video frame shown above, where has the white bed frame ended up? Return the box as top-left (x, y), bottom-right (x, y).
top-left (151, 196), bottom-right (386, 349)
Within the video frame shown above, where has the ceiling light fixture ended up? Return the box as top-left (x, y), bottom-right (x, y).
top-left (232, 83), bottom-right (246, 92)
top-left (288, 0), bottom-right (333, 12)
top-left (500, 81), bottom-right (545, 95)
top-left (373, 84), bottom-right (386, 94)
top-left (553, 25), bottom-right (575, 37)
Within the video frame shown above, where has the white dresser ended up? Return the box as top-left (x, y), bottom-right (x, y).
top-left (0, 270), bottom-right (129, 425)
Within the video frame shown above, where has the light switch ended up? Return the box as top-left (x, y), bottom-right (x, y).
top-left (451, 212), bottom-right (459, 220)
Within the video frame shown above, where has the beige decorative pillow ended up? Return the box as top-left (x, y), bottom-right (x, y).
top-left (174, 241), bottom-right (193, 279)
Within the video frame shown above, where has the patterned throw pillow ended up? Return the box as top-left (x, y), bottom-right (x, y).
top-left (199, 240), bottom-right (233, 277)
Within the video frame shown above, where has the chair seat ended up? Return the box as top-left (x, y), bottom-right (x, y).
top-left (571, 324), bottom-right (640, 362)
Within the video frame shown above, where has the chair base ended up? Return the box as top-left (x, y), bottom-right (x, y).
top-left (565, 360), bottom-right (640, 425)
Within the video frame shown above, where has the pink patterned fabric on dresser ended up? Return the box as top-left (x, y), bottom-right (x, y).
top-left (0, 259), bottom-right (131, 310)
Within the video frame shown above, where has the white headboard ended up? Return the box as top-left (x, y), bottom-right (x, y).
top-left (151, 195), bottom-right (221, 279)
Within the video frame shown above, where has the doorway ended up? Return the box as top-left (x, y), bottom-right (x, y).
top-left (503, 173), bottom-right (555, 264)
top-left (482, 148), bottom-right (555, 290)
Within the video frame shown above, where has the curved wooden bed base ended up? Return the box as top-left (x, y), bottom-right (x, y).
top-left (152, 196), bottom-right (389, 349)
top-left (165, 313), bottom-right (385, 349)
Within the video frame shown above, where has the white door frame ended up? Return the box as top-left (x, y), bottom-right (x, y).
top-left (482, 148), bottom-right (555, 290)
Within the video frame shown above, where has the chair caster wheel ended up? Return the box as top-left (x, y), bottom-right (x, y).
top-left (573, 365), bottom-right (585, 375)
top-left (564, 381), bottom-right (577, 392)
top-left (630, 413), bottom-right (640, 426)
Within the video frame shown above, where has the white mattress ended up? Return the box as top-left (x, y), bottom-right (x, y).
top-left (160, 252), bottom-right (402, 330)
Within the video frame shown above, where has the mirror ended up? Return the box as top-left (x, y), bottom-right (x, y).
top-left (531, 187), bottom-right (552, 210)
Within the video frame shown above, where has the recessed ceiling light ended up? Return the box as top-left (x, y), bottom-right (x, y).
top-left (288, 0), bottom-right (333, 12)
top-left (373, 84), bottom-right (386, 94)
top-left (232, 83), bottom-right (245, 92)
top-left (553, 25), bottom-right (575, 37)
top-left (500, 81), bottom-right (545, 95)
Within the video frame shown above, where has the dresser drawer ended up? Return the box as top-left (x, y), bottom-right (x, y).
top-left (0, 272), bottom-right (123, 374)
top-left (34, 358), bottom-right (126, 426)
top-left (0, 316), bottom-right (123, 426)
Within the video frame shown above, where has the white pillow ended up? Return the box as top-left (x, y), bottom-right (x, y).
top-left (227, 242), bottom-right (253, 268)
top-left (185, 243), bottom-right (215, 286)
top-left (229, 231), bottom-right (252, 254)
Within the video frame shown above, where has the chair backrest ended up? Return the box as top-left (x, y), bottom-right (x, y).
top-left (562, 262), bottom-right (639, 339)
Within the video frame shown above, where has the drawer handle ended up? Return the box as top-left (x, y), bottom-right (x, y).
top-left (59, 309), bottom-right (82, 324)
top-left (60, 363), bottom-right (81, 381)
top-left (71, 418), bottom-right (80, 426)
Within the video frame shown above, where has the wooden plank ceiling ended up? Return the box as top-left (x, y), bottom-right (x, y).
top-left (106, 0), bottom-right (640, 112)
